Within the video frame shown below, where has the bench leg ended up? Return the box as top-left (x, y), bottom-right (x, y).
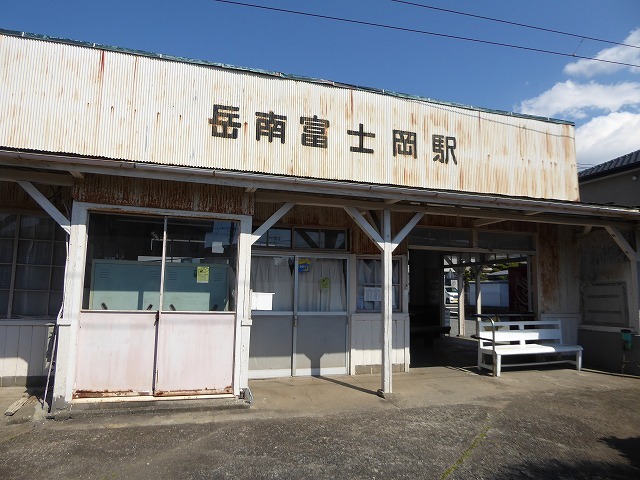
top-left (576, 351), bottom-right (582, 371)
top-left (495, 353), bottom-right (502, 377)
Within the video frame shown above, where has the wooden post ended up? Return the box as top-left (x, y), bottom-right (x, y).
top-left (381, 209), bottom-right (393, 395)
top-left (456, 267), bottom-right (466, 337)
top-left (235, 215), bottom-right (254, 397)
top-left (475, 267), bottom-right (483, 318)
top-left (344, 207), bottom-right (422, 397)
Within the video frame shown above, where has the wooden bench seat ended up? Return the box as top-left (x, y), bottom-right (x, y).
top-left (477, 317), bottom-right (583, 377)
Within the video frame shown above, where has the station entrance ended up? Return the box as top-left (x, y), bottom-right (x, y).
top-left (406, 227), bottom-right (535, 368)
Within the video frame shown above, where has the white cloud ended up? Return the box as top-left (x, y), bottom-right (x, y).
top-left (517, 80), bottom-right (640, 119)
top-left (564, 28), bottom-right (640, 77)
top-left (575, 111), bottom-right (640, 167)
top-left (517, 28), bottom-right (640, 169)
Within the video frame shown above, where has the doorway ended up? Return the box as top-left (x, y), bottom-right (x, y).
top-left (408, 247), bottom-right (533, 368)
top-left (249, 255), bottom-right (348, 378)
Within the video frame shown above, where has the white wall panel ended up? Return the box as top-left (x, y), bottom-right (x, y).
top-left (350, 314), bottom-right (409, 371)
top-left (0, 321), bottom-right (51, 385)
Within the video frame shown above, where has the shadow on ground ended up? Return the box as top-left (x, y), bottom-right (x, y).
top-left (410, 335), bottom-right (478, 369)
top-left (491, 458), bottom-right (639, 480)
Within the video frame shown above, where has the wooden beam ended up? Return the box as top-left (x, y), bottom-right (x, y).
top-left (344, 206), bottom-right (384, 251)
top-left (604, 226), bottom-right (638, 262)
top-left (0, 168), bottom-right (74, 186)
top-left (392, 212), bottom-right (424, 246)
top-left (251, 202), bottom-right (294, 244)
top-left (367, 210), bottom-right (382, 236)
top-left (474, 218), bottom-right (505, 227)
top-left (17, 181), bottom-right (70, 234)
top-left (4, 396), bottom-right (30, 416)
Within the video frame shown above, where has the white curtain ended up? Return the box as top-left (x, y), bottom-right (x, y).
top-left (250, 256), bottom-right (293, 311)
top-left (356, 258), bottom-right (400, 311)
top-left (297, 258), bottom-right (346, 312)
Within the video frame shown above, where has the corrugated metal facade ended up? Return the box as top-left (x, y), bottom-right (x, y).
top-left (0, 34), bottom-right (578, 201)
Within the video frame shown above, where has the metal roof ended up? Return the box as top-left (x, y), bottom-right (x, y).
top-left (579, 150), bottom-right (640, 181)
top-left (0, 28), bottom-right (573, 127)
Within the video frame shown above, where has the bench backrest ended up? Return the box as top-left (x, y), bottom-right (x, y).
top-left (477, 319), bottom-right (563, 347)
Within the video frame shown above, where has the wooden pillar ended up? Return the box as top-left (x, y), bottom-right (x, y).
top-left (343, 207), bottom-right (422, 397)
top-left (381, 209), bottom-right (393, 394)
top-left (475, 267), bottom-right (482, 317)
top-left (456, 266), bottom-right (466, 337)
top-left (235, 215), bottom-right (254, 396)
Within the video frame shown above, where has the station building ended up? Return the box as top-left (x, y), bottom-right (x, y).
top-left (0, 30), bottom-right (638, 411)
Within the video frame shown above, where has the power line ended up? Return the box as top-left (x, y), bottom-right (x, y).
top-left (390, 0), bottom-right (640, 50)
top-left (211, 0), bottom-right (640, 70)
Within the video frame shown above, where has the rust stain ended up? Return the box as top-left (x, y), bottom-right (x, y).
top-left (545, 131), bottom-right (554, 159)
top-left (98, 50), bottom-right (105, 80)
top-left (153, 386), bottom-right (233, 397)
top-left (73, 389), bottom-right (140, 399)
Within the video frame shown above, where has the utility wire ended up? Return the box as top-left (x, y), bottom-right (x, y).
top-left (211, 0), bottom-right (640, 69)
top-left (391, 0), bottom-right (640, 50)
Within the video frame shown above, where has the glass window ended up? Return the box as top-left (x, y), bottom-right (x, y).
top-left (163, 219), bottom-right (237, 312)
top-left (250, 256), bottom-right (347, 313)
top-left (0, 214), bottom-right (17, 239)
top-left (297, 258), bottom-right (347, 312)
top-left (356, 258), bottom-right (401, 312)
top-left (83, 213), bottom-right (238, 312)
top-left (255, 226), bottom-right (348, 251)
top-left (254, 228), bottom-right (292, 248)
top-left (0, 214), bottom-right (66, 319)
top-left (477, 231), bottom-right (533, 251)
top-left (250, 256), bottom-right (294, 311)
top-left (294, 228), bottom-right (347, 250)
top-left (408, 228), bottom-right (471, 248)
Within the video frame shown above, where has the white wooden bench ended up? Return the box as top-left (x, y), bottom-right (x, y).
top-left (476, 317), bottom-right (583, 377)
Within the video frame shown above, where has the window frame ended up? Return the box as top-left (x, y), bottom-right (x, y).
top-left (407, 226), bottom-right (472, 249)
top-left (75, 203), bottom-right (250, 314)
top-left (253, 225), bottom-right (350, 251)
top-left (355, 256), bottom-right (403, 313)
top-left (0, 212), bottom-right (67, 320)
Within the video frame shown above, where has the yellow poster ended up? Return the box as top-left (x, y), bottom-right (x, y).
top-left (196, 266), bottom-right (210, 284)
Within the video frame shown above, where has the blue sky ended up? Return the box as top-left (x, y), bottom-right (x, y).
top-left (2, 0), bottom-right (639, 169)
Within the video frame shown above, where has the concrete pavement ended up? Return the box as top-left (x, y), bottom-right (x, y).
top-left (1, 339), bottom-right (639, 479)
